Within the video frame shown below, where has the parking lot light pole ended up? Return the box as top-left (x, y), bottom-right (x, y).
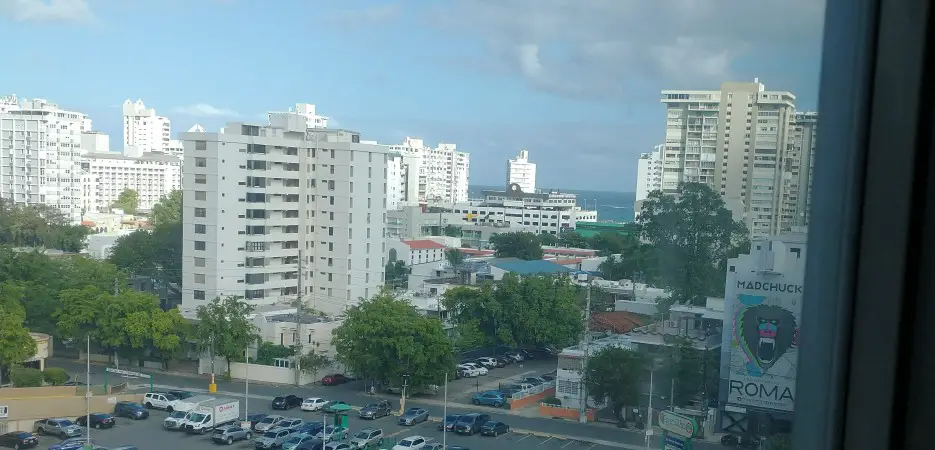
top-left (85, 335), bottom-right (91, 450)
top-left (443, 373), bottom-right (448, 450)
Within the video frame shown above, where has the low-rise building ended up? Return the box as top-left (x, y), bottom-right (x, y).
top-left (387, 239), bottom-right (447, 266)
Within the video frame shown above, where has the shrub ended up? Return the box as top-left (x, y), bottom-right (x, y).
top-left (541, 396), bottom-right (562, 406)
top-left (11, 367), bottom-right (43, 387)
top-left (42, 367), bottom-right (69, 385)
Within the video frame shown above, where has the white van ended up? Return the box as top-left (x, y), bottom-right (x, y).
top-left (173, 395), bottom-right (216, 413)
top-left (184, 398), bottom-right (240, 434)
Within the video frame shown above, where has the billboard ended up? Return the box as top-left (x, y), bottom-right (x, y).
top-left (725, 278), bottom-right (802, 412)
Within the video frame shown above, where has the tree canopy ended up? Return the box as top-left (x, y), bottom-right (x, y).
top-left (150, 190), bottom-right (182, 227)
top-left (584, 346), bottom-right (648, 420)
top-left (0, 199), bottom-right (89, 252)
top-left (444, 249), bottom-right (465, 268)
top-left (636, 182), bottom-right (749, 305)
top-left (0, 282), bottom-right (39, 384)
top-left (489, 231), bottom-right (544, 260)
top-left (195, 296), bottom-right (259, 373)
top-left (108, 192), bottom-right (183, 286)
top-left (664, 338), bottom-right (719, 407)
top-left (111, 189), bottom-right (140, 214)
top-left (332, 291), bottom-right (455, 388)
top-left (443, 225), bottom-right (462, 238)
top-left (442, 274), bottom-right (583, 349)
top-left (384, 260), bottom-right (409, 288)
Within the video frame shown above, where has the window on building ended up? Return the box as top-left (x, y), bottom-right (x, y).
top-left (194, 207), bottom-right (206, 217)
top-left (194, 224), bottom-right (206, 234)
top-left (194, 257), bottom-right (206, 267)
top-left (194, 273), bottom-right (205, 284)
top-left (195, 157), bottom-right (207, 167)
top-left (195, 191), bottom-right (207, 201)
top-left (194, 241), bottom-right (206, 251)
top-left (193, 290), bottom-right (205, 300)
top-left (194, 174), bottom-right (206, 184)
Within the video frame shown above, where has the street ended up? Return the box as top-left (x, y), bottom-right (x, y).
top-left (46, 358), bottom-right (719, 450)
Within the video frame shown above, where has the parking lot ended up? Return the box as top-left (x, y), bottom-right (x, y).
top-left (444, 358), bottom-right (556, 404)
top-left (25, 390), bottom-right (617, 450)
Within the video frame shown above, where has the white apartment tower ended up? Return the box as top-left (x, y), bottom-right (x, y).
top-left (80, 152), bottom-right (182, 213)
top-left (507, 149), bottom-right (537, 193)
top-left (784, 112), bottom-right (818, 231)
top-left (181, 115), bottom-right (388, 316)
top-left (123, 99), bottom-right (171, 157)
top-left (388, 137), bottom-right (469, 205)
top-left (268, 103), bottom-right (329, 129)
top-left (0, 96), bottom-right (92, 223)
top-left (635, 144), bottom-right (664, 205)
top-left (660, 80), bottom-right (799, 238)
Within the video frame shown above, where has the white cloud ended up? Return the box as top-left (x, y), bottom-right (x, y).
top-left (424, 0), bottom-right (825, 98)
top-left (173, 103), bottom-right (238, 117)
top-left (0, 0), bottom-right (94, 23)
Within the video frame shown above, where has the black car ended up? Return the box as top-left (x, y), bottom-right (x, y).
top-left (246, 413), bottom-right (268, 430)
top-left (454, 413), bottom-right (490, 435)
top-left (272, 394), bottom-right (302, 410)
top-left (481, 421), bottom-right (510, 437)
top-left (0, 431), bottom-right (38, 449)
top-left (76, 413), bottom-right (115, 429)
top-left (438, 414), bottom-right (462, 432)
top-left (113, 402), bottom-right (149, 420)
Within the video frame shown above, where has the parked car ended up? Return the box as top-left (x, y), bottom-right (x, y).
top-left (113, 402), bottom-right (149, 420)
top-left (456, 365), bottom-right (480, 378)
top-left (143, 392), bottom-right (180, 411)
top-left (301, 398), bottom-right (328, 412)
top-left (294, 422), bottom-right (325, 437)
top-left (33, 419), bottom-right (82, 438)
top-left (245, 413), bottom-right (269, 430)
top-left (272, 395), bottom-right (303, 410)
top-left (522, 377), bottom-right (545, 386)
top-left (282, 434), bottom-right (318, 450)
top-left (321, 374), bottom-right (349, 386)
top-left (438, 414), bottom-right (462, 432)
top-left (255, 428), bottom-right (296, 449)
top-left (425, 445), bottom-right (469, 450)
top-left (454, 413), bottom-right (490, 435)
top-left (348, 428), bottom-right (384, 450)
top-left (503, 351), bottom-right (523, 362)
top-left (463, 363), bottom-right (488, 375)
top-left (471, 391), bottom-right (506, 408)
top-left (75, 413), bottom-right (115, 429)
top-left (474, 357), bottom-right (498, 369)
top-left (211, 425), bottom-right (252, 445)
top-left (358, 401), bottom-right (392, 419)
top-left (276, 418), bottom-right (306, 431)
top-left (324, 442), bottom-right (351, 450)
top-left (296, 439), bottom-right (326, 450)
top-left (163, 411), bottom-right (189, 430)
top-left (391, 436), bottom-right (427, 450)
top-left (168, 390), bottom-right (195, 400)
top-left (47, 438), bottom-right (94, 450)
top-left (0, 431), bottom-right (38, 449)
top-left (315, 426), bottom-right (347, 443)
top-left (494, 356), bottom-right (510, 367)
top-left (540, 371), bottom-right (557, 382)
top-left (480, 421), bottom-right (510, 437)
top-left (397, 408), bottom-right (429, 426)
top-left (323, 401), bottom-right (350, 414)
top-left (254, 415), bottom-right (285, 432)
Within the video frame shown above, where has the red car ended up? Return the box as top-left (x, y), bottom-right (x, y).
top-left (321, 374), bottom-right (348, 386)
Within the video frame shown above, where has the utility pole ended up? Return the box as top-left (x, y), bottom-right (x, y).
top-left (295, 250), bottom-right (304, 386)
top-left (579, 280), bottom-right (592, 423)
top-left (399, 374), bottom-right (410, 415)
top-left (85, 335), bottom-right (91, 449)
top-left (645, 370), bottom-right (654, 449)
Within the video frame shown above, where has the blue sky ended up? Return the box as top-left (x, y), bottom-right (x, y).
top-left (0, 0), bottom-right (825, 192)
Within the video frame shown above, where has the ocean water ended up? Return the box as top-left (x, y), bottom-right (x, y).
top-left (469, 185), bottom-right (636, 223)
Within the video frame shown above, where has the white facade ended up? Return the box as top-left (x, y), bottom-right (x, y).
top-left (122, 99), bottom-right (171, 156)
top-left (268, 103), bottom-right (329, 129)
top-left (181, 116), bottom-right (388, 316)
top-left (80, 151), bottom-right (182, 212)
top-left (635, 144), bottom-right (663, 205)
top-left (507, 149), bottom-right (536, 194)
top-left (720, 232), bottom-right (806, 415)
top-left (0, 96), bottom-right (92, 223)
top-left (660, 80), bottom-right (801, 238)
top-left (386, 239), bottom-right (447, 266)
top-left (388, 137), bottom-right (469, 205)
top-left (81, 131), bottom-right (110, 153)
top-left (451, 185), bottom-right (597, 235)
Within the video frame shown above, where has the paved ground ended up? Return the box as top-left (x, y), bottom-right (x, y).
top-left (439, 359), bottom-right (556, 404)
top-left (45, 357), bottom-right (720, 450)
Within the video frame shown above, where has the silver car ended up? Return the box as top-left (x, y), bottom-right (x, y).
top-left (254, 415), bottom-right (285, 432)
top-left (255, 428), bottom-right (295, 449)
top-left (349, 428), bottom-right (384, 450)
top-left (34, 418), bottom-right (83, 438)
top-left (212, 425), bottom-right (253, 445)
top-left (275, 417), bottom-right (305, 431)
top-left (397, 408), bottom-right (429, 426)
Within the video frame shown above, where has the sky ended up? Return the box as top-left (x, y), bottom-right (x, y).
top-left (0, 0), bottom-right (825, 192)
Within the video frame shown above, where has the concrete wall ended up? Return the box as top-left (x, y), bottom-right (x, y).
top-left (0, 391), bottom-right (142, 433)
top-left (198, 357), bottom-right (344, 386)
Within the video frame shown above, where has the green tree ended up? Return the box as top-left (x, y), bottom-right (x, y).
top-left (150, 190), bottom-right (182, 226)
top-left (111, 189), bottom-right (140, 214)
top-left (0, 301), bottom-right (38, 385)
top-left (537, 233), bottom-right (558, 246)
top-left (195, 296), bottom-right (259, 374)
top-left (442, 274), bottom-right (583, 348)
top-left (108, 222), bottom-right (182, 286)
top-left (42, 367), bottom-right (69, 385)
top-left (332, 291), bottom-right (455, 389)
top-left (637, 182), bottom-right (749, 305)
top-left (443, 225), bottom-right (462, 237)
top-left (665, 338), bottom-right (719, 407)
top-left (9, 367), bottom-right (42, 387)
top-left (55, 286), bottom-right (108, 343)
top-left (123, 302), bottom-right (187, 369)
top-left (765, 433), bottom-right (793, 450)
top-left (444, 249), bottom-right (465, 269)
top-left (384, 260), bottom-right (409, 288)
top-left (255, 342), bottom-right (294, 366)
top-left (298, 347), bottom-right (331, 380)
top-left (584, 346), bottom-right (648, 420)
top-left (489, 232), bottom-right (544, 260)
top-left (0, 199), bottom-right (89, 251)
top-left (558, 231), bottom-right (589, 249)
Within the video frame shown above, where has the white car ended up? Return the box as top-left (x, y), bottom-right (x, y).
top-left (475, 357), bottom-right (498, 369)
top-left (392, 435), bottom-right (427, 450)
top-left (301, 397), bottom-right (328, 412)
top-left (464, 363), bottom-right (488, 375)
top-left (143, 392), bottom-right (180, 411)
top-left (457, 365), bottom-right (480, 377)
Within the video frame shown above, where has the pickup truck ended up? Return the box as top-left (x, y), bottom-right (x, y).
top-left (34, 418), bottom-right (83, 438)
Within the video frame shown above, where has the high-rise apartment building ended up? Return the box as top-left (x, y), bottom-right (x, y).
top-left (180, 114), bottom-right (388, 316)
top-left (80, 151), bottom-right (182, 213)
top-left (507, 149), bottom-right (537, 193)
top-left (635, 144), bottom-right (664, 208)
top-left (0, 96), bottom-right (92, 223)
top-left (388, 137), bottom-right (469, 205)
top-left (122, 99), bottom-right (171, 156)
top-left (784, 112), bottom-right (818, 231)
top-left (659, 80), bottom-right (803, 237)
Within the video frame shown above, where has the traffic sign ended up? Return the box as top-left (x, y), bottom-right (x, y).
top-left (105, 368), bottom-right (150, 378)
top-left (658, 411), bottom-right (697, 438)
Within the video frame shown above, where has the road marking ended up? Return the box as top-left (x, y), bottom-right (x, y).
top-left (585, 444), bottom-right (597, 450)
top-left (538, 437), bottom-right (553, 446)
top-left (517, 434), bottom-right (532, 442)
top-left (562, 440), bottom-right (576, 448)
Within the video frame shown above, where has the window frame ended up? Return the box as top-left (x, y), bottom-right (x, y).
top-left (796, 0), bottom-right (934, 449)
